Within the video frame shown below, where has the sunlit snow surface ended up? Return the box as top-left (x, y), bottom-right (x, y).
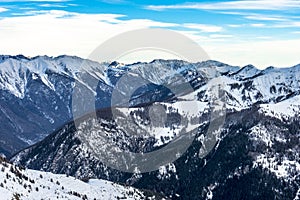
top-left (113, 100), bottom-right (208, 146)
top-left (260, 95), bottom-right (300, 120)
top-left (0, 158), bottom-right (147, 200)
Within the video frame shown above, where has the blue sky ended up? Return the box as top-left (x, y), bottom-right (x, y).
top-left (1, 0), bottom-right (300, 68)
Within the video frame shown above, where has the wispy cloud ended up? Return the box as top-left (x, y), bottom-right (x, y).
top-left (272, 21), bottom-right (300, 28)
top-left (38, 4), bottom-right (67, 8)
top-left (183, 23), bottom-right (223, 32)
top-left (146, 0), bottom-right (300, 11)
top-left (227, 24), bottom-right (244, 28)
top-left (244, 14), bottom-right (288, 21)
top-left (250, 23), bottom-right (266, 27)
top-left (217, 11), bottom-right (291, 23)
top-left (0, 7), bottom-right (9, 12)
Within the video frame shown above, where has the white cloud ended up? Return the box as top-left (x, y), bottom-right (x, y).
top-left (0, 10), bottom-right (178, 59)
top-left (203, 39), bottom-right (300, 68)
top-left (0, 7), bottom-right (9, 12)
top-left (227, 24), bottom-right (244, 28)
top-left (244, 14), bottom-right (287, 21)
top-left (38, 4), bottom-right (67, 8)
top-left (146, 0), bottom-right (300, 11)
top-left (216, 11), bottom-right (290, 22)
top-left (183, 23), bottom-right (223, 32)
top-left (250, 23), bottom-right (266, 27)
top-left (272, 21), bottom-right (300, 28)
top-left (209, 34), bottom-right (233, 38)
top-left (256, 36), bottom-right (272, 39)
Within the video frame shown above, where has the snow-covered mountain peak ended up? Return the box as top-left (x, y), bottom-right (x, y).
top-left (240, 64), bottom-right (259, 74)
top-left (108, 60), bottom-right (126, 68)
top-left (263, 66), bottom-right (276, 72)
top-left (0, 55), bottom-right (110, 98)
top-left (229, 64), bottom-right (261, 80)
top-left (200, 60), bottom-right (231, 67)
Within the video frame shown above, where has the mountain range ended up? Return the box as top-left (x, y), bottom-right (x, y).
top-left (1, 55), bottom-right (300, 199)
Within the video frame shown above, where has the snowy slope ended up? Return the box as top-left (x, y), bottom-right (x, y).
top-left (219, 65), bottom-right (300, 110)
top-left (0, 156), bottom-right (155, 200)
top-left (259, 95), bottom-right (300, 120)
top-left (113, 100), bottom-right (208, 147)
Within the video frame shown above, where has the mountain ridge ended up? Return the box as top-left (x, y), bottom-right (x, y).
top-left (1, 55), bottom-right (300, 157)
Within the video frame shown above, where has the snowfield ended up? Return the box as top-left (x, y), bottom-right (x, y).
top-left (0, 157), bottom-right (149, 200)
top-left (260, 95), bottom-right (300, 120)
